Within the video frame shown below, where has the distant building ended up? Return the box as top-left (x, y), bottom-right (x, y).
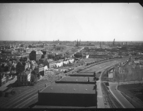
top-left (113, 38), bottom-right (115, 46)
top-left (1, 49), bottom-right (14, 54)
top-left (86, 55), bottom-right (89, 59)
top-left (134, 60), bottom-right (140, 64)
top-left (108, 72), bottom-right (113, 78)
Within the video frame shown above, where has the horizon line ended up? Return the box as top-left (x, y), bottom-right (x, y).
top-left (0, 40), bottom-right (143, 42)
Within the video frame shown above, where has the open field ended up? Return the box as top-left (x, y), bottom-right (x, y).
top-left (118, 84), bottom-right (143, 108)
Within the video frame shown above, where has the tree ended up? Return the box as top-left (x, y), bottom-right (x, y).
top-left (74, 52), bottom-right (82, 58)
top-left (28, 45), bottom-right (32, 48)
top-left (29, 50), bottom-right (36, 61)
top-left (41, 50), bottom-right (46, 55)
top-left (114, 66), bottom-right (120, 84)
top-left (20, 44), bottom-right (24, 47)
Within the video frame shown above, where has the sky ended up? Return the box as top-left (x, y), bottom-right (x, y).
top-left (0, 3), bottom-right (143, 41)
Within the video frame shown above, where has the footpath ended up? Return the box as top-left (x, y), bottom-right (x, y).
top-left (97, 69), bottom-right (110, 108)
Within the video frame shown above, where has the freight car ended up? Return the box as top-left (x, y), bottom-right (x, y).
top-left (55, 76), bottom-right (96, 84)
top-left (68, 72), bottom-right (95, 77)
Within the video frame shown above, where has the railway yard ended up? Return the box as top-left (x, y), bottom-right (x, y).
top-left (1, 41), bottom-right (143, 109)
top-left (0, 57), bottom-right (132, 108)
top-left (1, 2), bottom-right (143, 109)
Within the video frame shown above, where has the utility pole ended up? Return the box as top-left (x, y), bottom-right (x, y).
top-left (100, 42), bottom-right (102, 49)
top-left (113, 38), bottom-right (115, 46)
top-left (76, 40), bottom-right (79, 47)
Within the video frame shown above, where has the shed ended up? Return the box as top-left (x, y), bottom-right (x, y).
top-left (38, 83), bottom-right (97, 107)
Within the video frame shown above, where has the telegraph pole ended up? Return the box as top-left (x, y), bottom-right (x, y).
top-left (113, 38), bottom-right (115, 46)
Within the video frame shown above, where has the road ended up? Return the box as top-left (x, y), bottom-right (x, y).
top-left (109, 82), bottom-right (134, 108)
top-left (71, 47), bottom-right (84, 57)
top-left (83, 57), bottom-right (135, 108)
top-left (95, 57), bottom-right (134, 108)
top-left (80, 58), bottom-right (128, 108)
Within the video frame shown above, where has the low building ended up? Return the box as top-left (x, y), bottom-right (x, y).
top-left (49, 61), bottom-right (56, 68)
top-left (108, 72), bottom-right (113, 78)
top-left (1, 49), bottom-right (14, 54)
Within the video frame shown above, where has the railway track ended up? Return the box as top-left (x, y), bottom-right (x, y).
top-left (0, 57), bottom-right (128, 108)
top-left (77, 58), bottom-right (117, 72)
top-left (0, 72), bottom-right (64, 108)
top-left (80, 57), bottom-right (128, 73)
top-left (14, 93), bottom-right (38, 108)
top-left (0, 80), bottom-right (53, 108)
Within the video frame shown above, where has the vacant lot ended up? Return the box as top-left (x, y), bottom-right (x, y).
top-left (113, 60), bottom-right (143, 83)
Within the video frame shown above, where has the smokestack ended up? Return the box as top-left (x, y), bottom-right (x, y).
top-left (100, 42), bottom-right (102, 48)
top-left (113, 38), bottom-right (115, 46)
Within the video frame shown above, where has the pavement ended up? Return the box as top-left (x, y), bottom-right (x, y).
top-left (96, 68), bottom-right (110, 108)
top-left (109, 82), bottom-right (134, 108)
top-left (70, 47), bottom-right (84, 57)
top-left (96, 80), bottom-right (107, 108)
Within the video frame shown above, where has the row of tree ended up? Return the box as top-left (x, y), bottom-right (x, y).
top-left (113, 60), bottom-right (143, 83)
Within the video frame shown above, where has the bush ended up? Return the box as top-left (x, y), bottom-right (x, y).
top-left (74, 52), bottom-right (82, 58)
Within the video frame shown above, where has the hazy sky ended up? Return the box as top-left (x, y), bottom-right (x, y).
top-left (0, 3), bottom-right (143, 41)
